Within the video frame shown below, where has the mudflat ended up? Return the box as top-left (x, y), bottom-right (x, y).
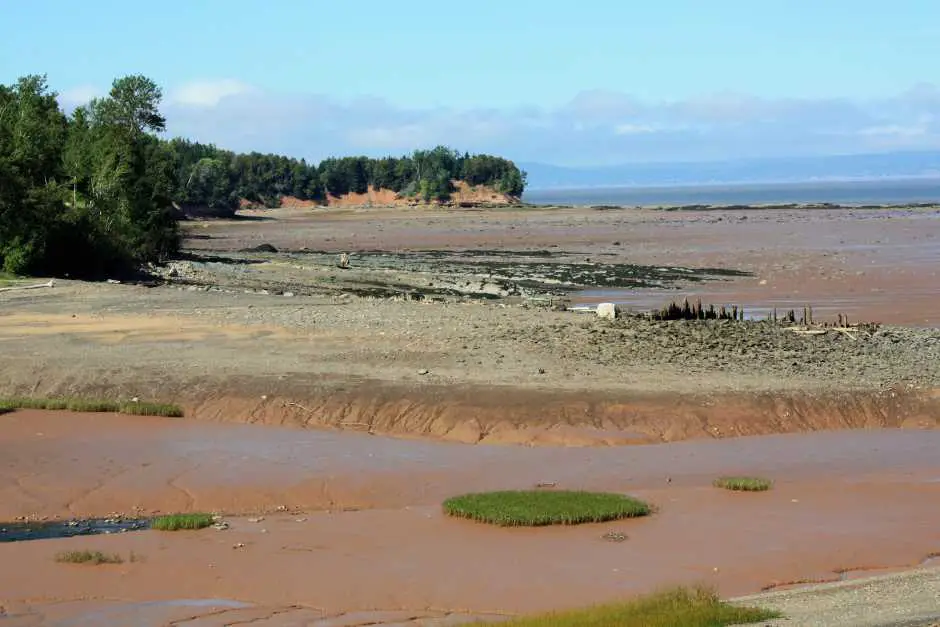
top-left (1, 204), bottom-right (939, 625)
top-left (0, 410), bottom-right (938, 625)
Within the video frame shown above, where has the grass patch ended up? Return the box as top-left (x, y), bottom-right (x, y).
top-left (713, 476), bottom-right (773, 492)
top-left (443, 490), bottom-right (650, 527)
top-left (119, 402), bottom-right (184, 417)
top-left (0, 397), bottom-right (183, 417)
top-left (55, 550), bottom-right (124, 565)
top-left (488, 586), bottom-right (780, 627)
top-left (151, 512), bottom-right (214, 531)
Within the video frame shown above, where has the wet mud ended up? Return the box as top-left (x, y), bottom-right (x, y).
top-left (0, 411), bottom-right (938, 625)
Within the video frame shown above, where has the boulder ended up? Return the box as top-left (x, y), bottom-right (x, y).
top-left (596, 302), bottom-right (621, 320)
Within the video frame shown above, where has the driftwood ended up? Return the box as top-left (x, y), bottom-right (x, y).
top-left (785, 325), bottom-right (863, 341)
top-left (0, 279), bottom-right (55, 293)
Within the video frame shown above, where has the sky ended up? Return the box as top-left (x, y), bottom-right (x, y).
top-left (3, 0), bottom-right (940, 166)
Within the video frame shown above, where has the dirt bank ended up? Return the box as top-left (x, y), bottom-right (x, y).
top-left (1, 282), bottom-right (939, 444)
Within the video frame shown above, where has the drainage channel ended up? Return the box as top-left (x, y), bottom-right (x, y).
top-left (0, 517), bottom-right (151, 542)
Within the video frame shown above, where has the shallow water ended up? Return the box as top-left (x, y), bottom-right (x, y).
top-left (0, 518), bottom-right (149, 543)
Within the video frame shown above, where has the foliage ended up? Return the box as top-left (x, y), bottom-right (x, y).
top-left (1, 73), bottom-right (180, 278)
top-left (713, 476), bottom-right (774, 492)
top-left (151, 512), bottom-right (215, 531)
top-left (0, 396), bottom-right (183, 417)
top-left (442, 490), bottom-right (651, 526)
top-left (162, 143), bottom-right (526, 210)
top-left (0, 72), bottom-right (527, 279)
top-left (55, 550), bottom-right (124, 565)
top-left (487, 586), bottom-right (780, 627)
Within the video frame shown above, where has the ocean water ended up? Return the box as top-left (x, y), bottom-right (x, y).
top-left (522, 178), bottom-right (940, 207)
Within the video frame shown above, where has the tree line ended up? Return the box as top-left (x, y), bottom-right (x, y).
top-left (0, 73), bottom-right (527, 279)
top-left (171, 142), bottom-right (527, 210)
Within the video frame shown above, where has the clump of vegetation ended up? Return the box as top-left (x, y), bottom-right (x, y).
top-left (55, 550), bottom-right (124, 565)
top-left (713, 476), bottom-right (774, 492)
top-left (0, 397), bottom-right (183, 417)
top-left (653, 298), bottom-right (745, 321)
top-left (490, 586), bottom-right (780, 627)
top-left (442, 490), bottom-right (651, 527)
top-left (151, 513), bottom-right (214, 531)
top-left (119, 401), bottom-right (184, 417)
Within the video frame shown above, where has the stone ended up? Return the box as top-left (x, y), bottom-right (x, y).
top-left (596, 302), bottom-right (620, 320)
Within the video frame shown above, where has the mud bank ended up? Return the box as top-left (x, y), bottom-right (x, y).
top-left (180, 384), bottom-right (940, 445)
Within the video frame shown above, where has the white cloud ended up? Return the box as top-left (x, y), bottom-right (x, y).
top-left (144, 80), bottom-right (940, 166)
top-left (858, 124), bottom-right (926, 137)
top-left (613, 123), bottom-right (662, 135)
top-left (59, 85), bottom-right (101, 106)
top-left (167, 79), bottom-right (254, 107)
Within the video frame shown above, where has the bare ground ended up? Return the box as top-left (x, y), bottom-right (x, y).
top-left (1, 204), bottom-right (939, 625)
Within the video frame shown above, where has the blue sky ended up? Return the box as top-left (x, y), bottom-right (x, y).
top-left (3, 1), bottom-right (940, 166)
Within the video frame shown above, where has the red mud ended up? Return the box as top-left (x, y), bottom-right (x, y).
top-left (1, 410), bottom-right (938, 623)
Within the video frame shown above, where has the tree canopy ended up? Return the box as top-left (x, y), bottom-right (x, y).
top-left (0, 73), bottom-right (528, 279)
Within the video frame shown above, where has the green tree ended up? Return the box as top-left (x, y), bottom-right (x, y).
top-left (0, 75), bottom-right (69, 273)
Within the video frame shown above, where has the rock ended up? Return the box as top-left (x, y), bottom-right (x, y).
top-left (418, 369), bottom-right (430, 375)
top-left (596, 302), bottom-right (621, 320)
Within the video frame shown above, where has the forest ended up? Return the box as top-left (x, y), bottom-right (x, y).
top-left (0, 74), bottom-right (527, 278)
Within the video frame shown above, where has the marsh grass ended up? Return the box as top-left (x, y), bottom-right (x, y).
top-left (0, 271), bottom-right (23, 287)
top-left (0, 397), bottom-right (183, 417)
top-left (55, 550), bottom-right (124, 565)
top-left (443, 490), bottom-right (650, 527)
top-left (151, 513), bottom-right (214, 531)
top-left (713, 476), bottom-right (774, 492)
top-left (488, 586), bottom-right (780, 627)
top-left (120, 402), bottom-right (184, 417)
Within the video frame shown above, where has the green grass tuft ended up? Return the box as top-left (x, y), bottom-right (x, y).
top-left (120, 401), bottom-right (184, 417)
top-left (443, 490), bottom-right (651, 527)
top-left (151, 512), bottom-right (215, 531)
top-left (486, 586), bottom-right (780, 627)
top-left (713, 476), bottom-right (774, 492)
top-left (55, 550), bottom-right (124, 565)
top-left (66, 399), bottom-right (121, 412)
top-left (0, 397), bottom-right (183, 417)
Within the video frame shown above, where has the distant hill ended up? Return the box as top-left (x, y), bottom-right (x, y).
top-left (520, 150), bottom-right (940, 190)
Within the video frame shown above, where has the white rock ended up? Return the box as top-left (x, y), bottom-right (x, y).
top-left (596, 302), bottom-right (620, 320)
